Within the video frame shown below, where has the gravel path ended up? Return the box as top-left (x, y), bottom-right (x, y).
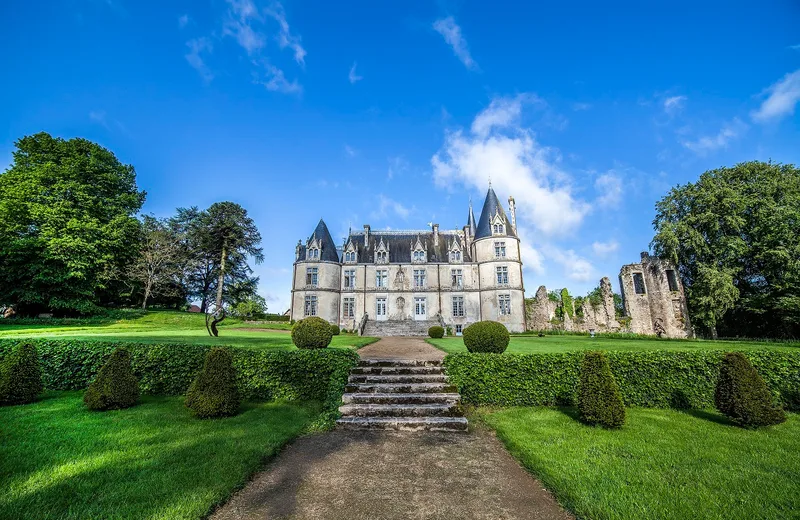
top-left (357, 336), bottom-right (445, 361)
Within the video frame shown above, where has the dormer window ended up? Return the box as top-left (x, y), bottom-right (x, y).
top-left (450, 250), bottom-right (461, 262)
top-left (493, 223), bottom-right (505, 235)
top-left (344, 250), bottom-right (357, 263)
top-left (376, 251), bottom-right (388, 263)
top-left (307, 247), bottom-right (320, 261)
top-left (413, 250), bottom-right (426, 262)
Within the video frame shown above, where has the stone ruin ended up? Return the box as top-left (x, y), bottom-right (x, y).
top-left (525, 253), bottom-right (692, 339)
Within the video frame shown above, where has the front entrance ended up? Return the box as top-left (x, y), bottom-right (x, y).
top-left (376, 297), bottom-right (388, 321)
top-left (414, 297), bottom-right (427, 320)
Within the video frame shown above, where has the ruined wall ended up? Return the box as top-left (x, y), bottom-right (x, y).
top-left (525, 277), bottom-right (621, 333)
top-left (525, 286), bottom-right (558, 330)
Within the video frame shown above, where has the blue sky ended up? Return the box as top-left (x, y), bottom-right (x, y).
top-left (2, 1), bottom-right (799, 312)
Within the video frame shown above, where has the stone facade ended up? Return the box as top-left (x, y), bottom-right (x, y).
top-left (291, 188), bottom-right (527, 334)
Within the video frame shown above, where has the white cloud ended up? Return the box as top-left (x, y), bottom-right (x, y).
top-left (254, 63), bottom-right (301, 94)
top-left (545, 246), bottom-right (595, 282)
top-left (185, 38), bottom-right (214, 82)
top-left (265, 2), bottom-right (306, 66)
top-left (432, 16), bottom-right (478, 71)
top-left (223, 0), bottom-right (266, 55)
top-left (178, 14), bottom-right (190, 28)
top-left (680, 118), bottom-right (747, 155)
top-left (572, 102), bottom-right (592, 111)
top-left (516, 227), bottom-right (545, 275)
top-left (789, 44), bottom-right (800, 51)
top-left (594, 173), bottom-right (622, 207)
top-left (344, 145), bottom-right (357, 157)
top-left (89, 110), bottom-right (108, 128)
top-left (387, 155), bottom-right (409, 180)
top-left (431, 94), bottom-right (589, 236)
top-left (348, 62), bottom-right (363, 84)
top-left (751, 69), bottom-right (800, 123)
top-left (592, 240), bottom-right (619, 257)
top-left (371, 195), bottom-right (412, 220)
top-left (663, 95), bottom-right (687, 115)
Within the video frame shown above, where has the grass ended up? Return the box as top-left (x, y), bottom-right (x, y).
top-left (0, 392), bottom-right (317, 520)
top-left (0, 310), bottom-right (378, 350)
top-left (476, 407), bottom-right (800, 520)
top-left (428, 334), bottom-right (800, 354)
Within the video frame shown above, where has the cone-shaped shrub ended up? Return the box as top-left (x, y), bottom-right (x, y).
top-left (715, 352), bottom-right (786, 427)
top-left (291, 317), bottom-right (334, 349)
top-left (578, 351), bottom-right (626, 428)
top-left (84, 348), bottom-right (140, 410)
top-left (185, 348), bottom-right (240, 418)
top-left (428, 326), bottom-right (444, 339)
top-left (0, 343), bottom-right (43, 405)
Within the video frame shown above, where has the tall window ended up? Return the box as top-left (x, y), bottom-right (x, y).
top-left (499, 294), bottom-right (511, 315)
top-left (413, 269), bottom-right (426, 288)
top-left (452, 296), bottom-right (464, 317)
top-left (413, 249), bottom-right (426, 262)
top-left (496, 266), bottom-right (508, 285)
top-left (344, 269), bottom-right (356, 289)
top-left (633, 273), bottom-right (646, 294)
top-left (343, 297), bottom-right (355, 318)
top-left (306, 267), bottom-right (318, 287)
top-left (666, 269), bottom-right (679, 292)
top-left (376, 269), bottom-right (388, 288)
top-left (304, 295), bottom-right (317, 316)
top-left (344, 251), bottom-right (356, 263)
top-left (376, 297), bottom-right (387, 316)
top-left (494, 241), bottom-right (506, 258)
top-left (451, 269), bottom-right (463, 289)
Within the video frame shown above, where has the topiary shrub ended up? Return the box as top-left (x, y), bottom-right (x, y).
top-left (292, 317), bottom-right (334, 349)
top-left (0, 343), bottom-right (43, 405)
top-left (330, 324), bottom-right (341, 336)
top-left (715, 352), bottom-right (786, 427)
top-left (462, 321), bottom-right (510, 353)
top-left (83, 348), bottom-right (140, 410)
top-left (428, 325), bottom-right (444, 339)
top-left (577, 351), bottom-right (625, 428)
top-left (185, 348), bottom-right (240, 418)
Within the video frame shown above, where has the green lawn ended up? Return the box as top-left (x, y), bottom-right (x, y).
top-left (429, 335), bottom-right (800, 354)
top-left (476, 407), bottom-right (800, 520)
top-left (0, 392), bottom-right (316, 520)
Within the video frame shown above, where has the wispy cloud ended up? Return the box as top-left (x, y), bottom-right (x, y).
top-left (571, 102), bottom-right (592, 111)
top-left (433, 16), bottom-right (478, 71)
top-left (789, 44), bottom-right (800, 51)
top-left (592, 240), bottom-right (619, 257)
top-left (223, 0), bottom-right (265, 55)
top-left (265, 2), bottom-right (306, 66)
top-left (185, 38), bottom-right (214, 82)
top-left (89, 110), bottom-right (127, 134)
top-left (372, 195), bottom-right (413, 220)
top-left (254, 63), bottom-right (301, 94)
top-left (594, 173), bottom-right (622, 207)
top-left (680, 118), bottom-right (747, 155)
top-left (178, 14), bottom-right (189, 28)
top-left (751, 69), bottom-right (800, 123)
top-left (344, 145), bottom-right (357, 157)
top-left (348, 62), bottom-right (363, 84)
top-left (387, 155), bottom-right (409, 180)
top-left (663, 95), bottom-right (687, 116)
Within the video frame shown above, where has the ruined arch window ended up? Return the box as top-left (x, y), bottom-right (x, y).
top-left (633, 273), bottom-right (646, 294)
top-left (666, 270), bottom-right (679, 292)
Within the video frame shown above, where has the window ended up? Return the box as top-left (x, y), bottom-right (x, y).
top-left (494, 241), bottom-right (506, 258)
top-left (499, 294), bottom-right (511, 315)
top-left (450, 250), bottom-right (461, 262)
top-left (344, 269), bottom-right (356, 289)
top-left (452, 296), bottom-right (464, 317)
top-left (633, 273), bottom-right (646, 294)
top-left (451, 269), bottom-right (463, 289)
top-left (376, 269), bottom-right (388, 288)
top-left (666, 269), bottom-right (679, 292)
top-left (413, 269), bottom-right (426, 288)
top-left (375, 250), bottom-right (388, 263)
top-left (493, 223), bottom-right (505, 235)
top-left (413, 249), bottom-right (426, 262)
top-left (307, 248), bottom-right (319, 260)
top-left (306, 267), bottom-right (318, 287)
top-left (376, 297), bottom-right (387, 316)
top-left (304, 295), bottom-right (317, 316)
top-left (414, 297), bottom-right (426, 317)
top-left (455, 324), bottom-right (463, 335)
top-left (496, 266), bottom-right (509, 285)
top-left (344, 251), bottom-right (356, 263)
top-left (343, 297), bottom-right (355, 318)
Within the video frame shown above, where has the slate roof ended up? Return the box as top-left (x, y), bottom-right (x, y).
top-left (474, 187), bottom-right (516, 239)
top-left (299, 219), bottom-right (340, 262)
top-left (345, 230), bottom-right (469, 264)
top-left (467, 202), bottom-right (477, 236)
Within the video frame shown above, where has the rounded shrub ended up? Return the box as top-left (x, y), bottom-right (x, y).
top-left (577, 351), bottom-right (626, 428)
top-left (84, 348), bottom-right (140, 410)
top-left (462, 321), bottom-right (510, 353)
top-left (428, 326), bottom-right (444, 339)
top-left (715, 352), bottom-right (786, 428)
top-left (330, 324), bottom-right (341, 336)
top-left (0, 343), bottom-right (43, 405)
top-left (291, 317), bottom-right (334, 349)
top-left (185, 348), bottom-right (240, 418)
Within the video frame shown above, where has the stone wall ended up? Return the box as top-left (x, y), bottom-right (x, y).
top-left (525, 277), bottom-right (621, 334)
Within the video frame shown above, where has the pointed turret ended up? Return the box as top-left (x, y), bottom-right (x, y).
top-left (475, 187), bottom-right (516, 239)
top-left (467, 200), bottom-right (477, 237)
top-left (307, 219), bottom-right (341, 262)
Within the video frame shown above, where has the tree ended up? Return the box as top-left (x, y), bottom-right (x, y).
top-left (651, 161), bottom-right (800, 338)
top-left (0, 133), bottom-right (145, 315)
top-left (127, 216), bottom-right (183, 309)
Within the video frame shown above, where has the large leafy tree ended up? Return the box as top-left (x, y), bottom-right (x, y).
top-left (651, 161), bottom-right (800, 338)
top-left (127, 215), bottom-right (183, 309)
top-left (0, 132), bottom-right (145, 315)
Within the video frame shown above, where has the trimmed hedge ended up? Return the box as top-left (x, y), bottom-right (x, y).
top-left (0, 343), bottom-right (43, 405)
top-left (578, 352), bottom-right (625, 428)
top-left (428, 326), bottom-right (444, 339)
top-left (463, 321), bottom-right (510, 353)
top-left (444, 350), bottom-right (800, 410)
top-left (715, 352), bottom-right (786, 427)
top-left (84, 347), bottom-right (140, 410)
top-left (292, 317), bottom-right (334, 349)
top-left (330, 324), bottom-right (341, 336)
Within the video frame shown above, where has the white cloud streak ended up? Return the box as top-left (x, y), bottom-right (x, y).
top-left (178, 14), bottom-right (189, 28)
top-left (751, 69), bottom-right (800, 123)
top-left (594, 173), bottom-right (622, 207)
top-left (223, 0), bottom-right (266, 55)
top-left (265, 2), bottom-right (306, 66)
top-left (185, 38), bottom-right (214, 82)
top-left (348, 62), bottom-right (363, 84)
top-left (433, 16), bottom-right (478, 71)
top-left (372, 195), bottom-right (412, 220)
top-left (592, 240), bottom-right (619, 257)
top-left (680, 118), bottom-right (747, 155)
top-left (663, 95), bottom-right (687, 115)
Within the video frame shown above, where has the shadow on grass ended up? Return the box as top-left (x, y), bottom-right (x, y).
top-left (680, 408), bottom-right (736, 426)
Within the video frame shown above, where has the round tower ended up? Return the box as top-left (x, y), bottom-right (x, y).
top-left (291, 219), bottom-right (341, 324)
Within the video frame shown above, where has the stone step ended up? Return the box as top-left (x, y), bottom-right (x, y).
top-left (341, 392), bottom-right (461, 405)
top-left (350, 366), bottom-right (443, 375)
top-left (344, 382), bottom-right (457, 394)
top-left (336, 416), bottom-right (468, 432)
top-left (348, 374), bottom-right (449, 384)
top-left (338, 403), bottom-right (460, 417)
top-left (358, 359), bottom-right (441, 367)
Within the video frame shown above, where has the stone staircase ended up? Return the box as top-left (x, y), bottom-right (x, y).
top-left (361, 319), bottom-right (440, 337)
top-left (337, 358), bottom-right (468, 432)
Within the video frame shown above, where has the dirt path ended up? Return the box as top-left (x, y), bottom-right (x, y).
top-left (210, 428), bottom-right (572, 520)
top-left (357, 336), bottom-right (445, 361)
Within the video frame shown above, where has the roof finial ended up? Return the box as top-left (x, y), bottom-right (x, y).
top-left (488, 176), bottom-right (492, 188)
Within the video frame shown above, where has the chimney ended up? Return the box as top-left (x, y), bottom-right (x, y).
top-left (363, 224), bottom-right (370, 246)
top-left (508, 196), bottom-right (517, 234)
top-left (432, 223), bottom-right (439, 247)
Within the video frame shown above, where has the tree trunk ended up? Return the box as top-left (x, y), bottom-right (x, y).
top-left (710, 325), bottom-right (718, 340)
top-left (215, 243), bottom-right (226, 311)
top-left (142, 285), bottom-right (150, 310)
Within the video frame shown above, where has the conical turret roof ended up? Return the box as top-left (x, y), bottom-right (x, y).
top-left (307, 219), bottom-right (340, 262)
top-left (475, 187), bottom-right (516, 239)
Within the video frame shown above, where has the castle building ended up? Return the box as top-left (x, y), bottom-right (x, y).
top-left (290, 187), bottom-right (527, 335)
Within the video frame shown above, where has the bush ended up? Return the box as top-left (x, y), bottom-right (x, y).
top-left (185, 348), bottom-right (241, 418)
top-left (292, 317), bottom-right (334, 349)
top-left (330, 324), bottom-right (341, 336)
top-left (0, 343), bottom-right (43, 405)
top-left (83, 347), bottom-right (140, 410)
top-left (428, 326), bottom-right (444, 339)
top-left (462, 321), bottom-right (510, 353)
top-left (446, 326), bottom-right (453, 336)
top-left (715, 352), bottom-right (786, 427)
top-left (577, 351), bottom-right (626, 428)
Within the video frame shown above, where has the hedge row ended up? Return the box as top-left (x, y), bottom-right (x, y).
top-left (444, 350), bottom-right (800, 410)
top-left (0, 339), bottom-right (359, 411)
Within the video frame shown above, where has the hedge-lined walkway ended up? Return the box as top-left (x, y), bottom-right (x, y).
top-left (357, 336), bottom-right (445, 361)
